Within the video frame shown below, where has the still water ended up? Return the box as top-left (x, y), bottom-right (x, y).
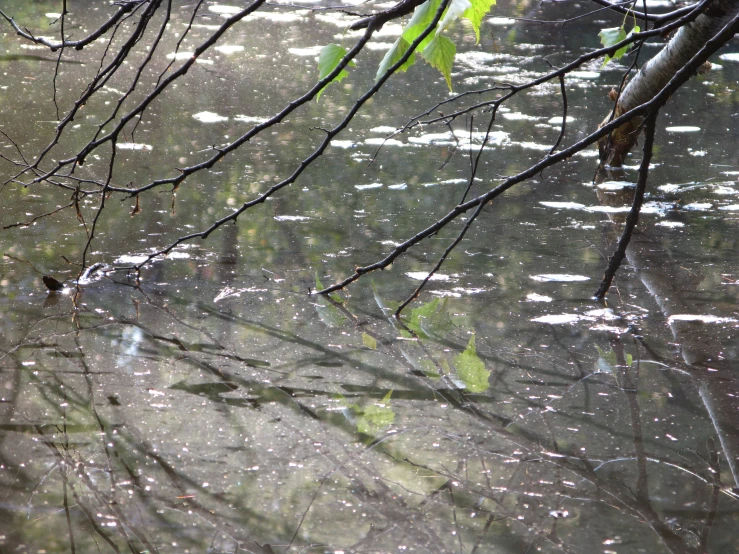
top-left (0, 1), bottom-right (738, 552)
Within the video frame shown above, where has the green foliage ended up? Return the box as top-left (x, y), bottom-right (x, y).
top-left (356, 390), bottom-right (395, 435)
top-left (362, 332), bottom-right (377, 350)
top-left (406, 297), bottom-right (454, 339)
top-left (464, 0), bottom-right (496, 42)
top-left (402, 0), bottom-right (442, 50)
top-left (454, 335), bottom-right (489, 392)
top-left (599, 24), bottom-right (640, 67)
top-left (375, 0), bottom-right (496, 89)
top-left (421, 35), bottom-right (456, 90)
top-left (438, 0), bottom-right (471, 35)
top-left (376, 37), bottom-right (417, 82)
top-left (316, 44), bottom-right (356, 100)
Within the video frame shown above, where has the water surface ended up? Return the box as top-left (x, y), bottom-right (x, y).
top-left (0, 1), bottom-right (737, 552)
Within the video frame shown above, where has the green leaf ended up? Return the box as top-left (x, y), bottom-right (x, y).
top-left (437, 0), bottom-right (471, 34)
top-left (463, 0), bottom-right (496, 42)
top-left (402, 0), bottom-right (442, 51)
top-left (376, 36), bottom-right (417, 82)
top-left (316, 44), bottom-right (356, 100)
top-left (362, 332), bottom-right (377, 350)
top-left (454, 335), bottom-right (489, 392)
top-left (356, 391), bottom-right (395, 435)
top-left (421, 35), bottom-right (456, 91)
top-left (595, 345), bottom-right (617, 373)
top-left (599, 25), bottom-right (639, 67)
top-left (407, 298), bottom-right (453, 339)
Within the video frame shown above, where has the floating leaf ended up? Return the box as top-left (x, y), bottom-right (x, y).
top-left (316, 44), bottom-right (356, 100)
top-left (421, 35), bottom-right (456, 91)
top-left (454, 335), bottom-right (489, 392)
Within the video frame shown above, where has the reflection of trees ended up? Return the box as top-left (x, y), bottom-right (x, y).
top-left (0, 274), bottom-right (735, 552)
top-left (596, 165), bottom-right (739, 494)
top-left (3, 1), bottom-right (739, 311)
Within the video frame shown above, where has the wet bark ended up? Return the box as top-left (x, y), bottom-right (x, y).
top-left (598, 0), bottom-right (739, 167)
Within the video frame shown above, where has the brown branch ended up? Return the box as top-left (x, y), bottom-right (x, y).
top-left (318, 7), bottom-right (739, 296)
top-left (126, 0), bottom-right (451, 271)
top-left (594, 112), bottom-right (656, 300)
top-left (586, 0), bottom-right (700, 26)
top-left (349, 0), bottom-right (428, 30)
top-left (0, 1), bottom-right (140, 51)
top-left (549, 74), bottom-right (567, 156)
top-left (2, 201), bottom-right (75, 229)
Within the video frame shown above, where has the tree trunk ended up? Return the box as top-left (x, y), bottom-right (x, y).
top-left (599, 0), bottom-right (739, 166)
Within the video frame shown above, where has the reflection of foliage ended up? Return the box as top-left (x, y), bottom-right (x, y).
top-left (1, 278), bottom-right (736, 552)
top-left (454, 335), bottom-right (489, 392)
top-left (315, 273), bottom-right (347, 327)
top-left (361, 332), bottom-right (377, 350)
top-left (337, 391), bottom-right (396, 436)
top-left (404, 297), bottom-right (454, 339)
top-left (595, 345), bottom-right (633, 372)
top-left (356, 390), bottom-right (395, 435)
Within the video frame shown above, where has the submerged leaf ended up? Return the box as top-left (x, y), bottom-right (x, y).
top-left (362, 332), bottom-right (377, 350)
top-left (594, 345), bottom-right (617, 373)
top-left (356, 390), bottom-right (395, 435)
top-left (454, 335), bottom-right (489, 392)
top-left (315, 296), bottom-right (347, 327)
top-left (407, 297), bottom-right (454, 339)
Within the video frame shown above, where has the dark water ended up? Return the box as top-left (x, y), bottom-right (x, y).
top-left (0, 1), bottom-right (738, 552)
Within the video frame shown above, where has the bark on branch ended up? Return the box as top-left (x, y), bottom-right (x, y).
top-left (598, 0), bottom-right (739, 167)
top-left (349, 0), bottom-right (428, 30)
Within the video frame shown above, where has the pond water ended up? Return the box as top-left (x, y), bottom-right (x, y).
top-left (0, 1), bottom-right (738, 552)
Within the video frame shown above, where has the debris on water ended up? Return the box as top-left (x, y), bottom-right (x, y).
top-left (530, 274), bottom-right (590, 282)
top-left (42, 275), bottom-right (65, 292)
